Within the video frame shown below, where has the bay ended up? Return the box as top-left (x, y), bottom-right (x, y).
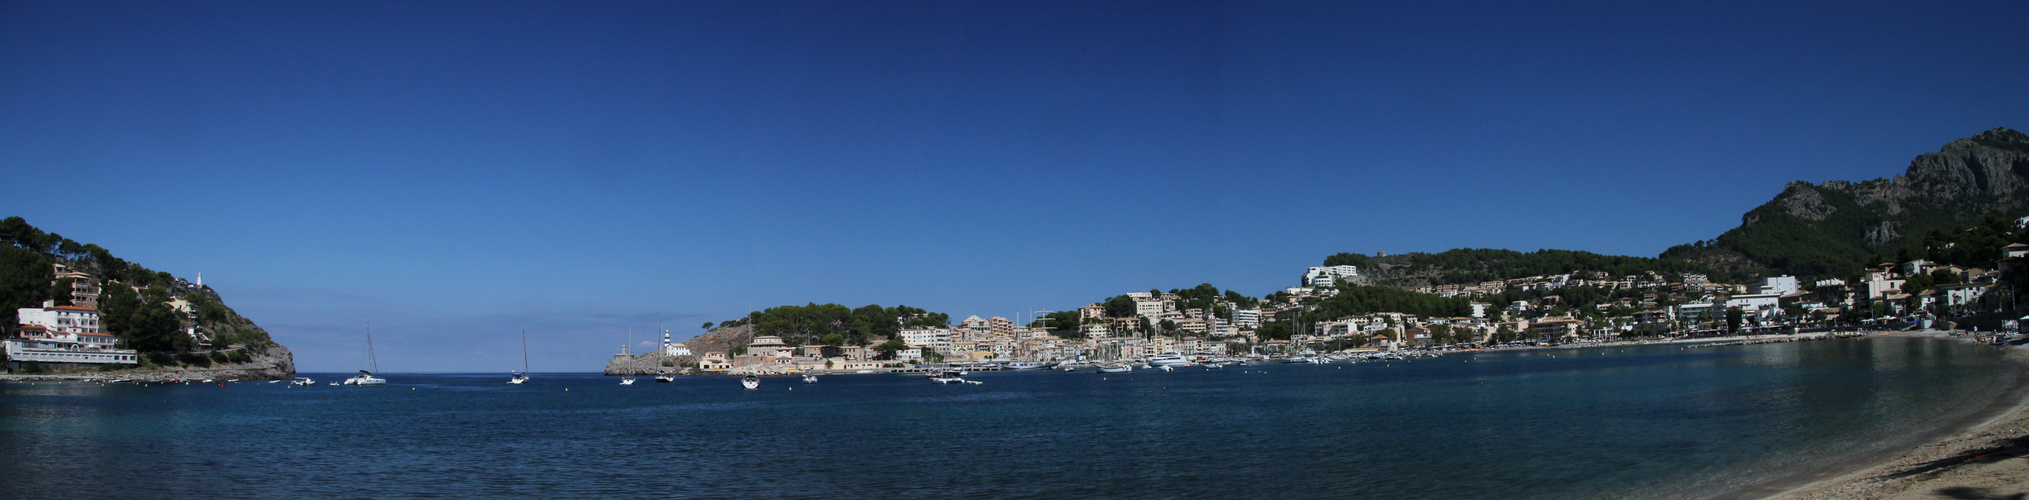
top-left (0, 336), bottom-right (2016, 499)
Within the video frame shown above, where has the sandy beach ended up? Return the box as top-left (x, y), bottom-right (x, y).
top-left (1762, 331), bottom-right (2029, 500)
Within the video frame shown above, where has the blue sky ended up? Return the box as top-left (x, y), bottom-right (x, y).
top-left (4, 1), bottom-right (2025, 372)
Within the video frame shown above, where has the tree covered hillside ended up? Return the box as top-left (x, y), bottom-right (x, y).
top-left (0, 217), bottom-right (273, 353)
top-left (1331, 249), bottom-right (1719, 287)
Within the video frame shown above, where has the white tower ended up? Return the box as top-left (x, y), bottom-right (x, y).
top-left (195, 273), bottom-right (202, 287)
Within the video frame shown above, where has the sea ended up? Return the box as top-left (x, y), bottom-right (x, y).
top-left (1, 336), bottom-right (2020, 499)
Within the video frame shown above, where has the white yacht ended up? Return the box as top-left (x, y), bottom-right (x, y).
top-left (343, 323), bottom-right (387, 386)
top-left (803, 373), bottom-right (818, 384)
top-left (928, 371), bottom-right (966, 384)
top-left (655, 373), bottom-right (676, 383)
top-left (741, 375), bottom-right (760, 390)
top-left (1005, 361), bottom-right (1052, 370)
top-left (1096, 363), bottom-right (1132, 373)
top-left (1148, 352), bottom-right (1191, 367)
top-left (509, 328), bottom-right (531, 384)
top-left (342, 369), bottom-right (386, 386)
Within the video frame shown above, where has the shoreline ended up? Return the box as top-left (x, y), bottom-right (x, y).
top-left (1753, 330), bottom-right (2029, 500)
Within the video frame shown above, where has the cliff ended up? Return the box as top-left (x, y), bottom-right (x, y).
top-left (1662, 128), bottom-right (2029, 278)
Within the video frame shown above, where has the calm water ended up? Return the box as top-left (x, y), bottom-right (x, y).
top-left (1, 336), bottom-right (2018, 499)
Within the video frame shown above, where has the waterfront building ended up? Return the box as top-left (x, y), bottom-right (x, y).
top-left (699, 352), bottom-right (730, 371)
top-left (18, 305), bottom-right (102, 335)
top-left (898, 327), bottom-right (953, 350)
top-left (748, 336), bottom-right (790, 357)
top-left (989, 316), bottom-right (1014, 336)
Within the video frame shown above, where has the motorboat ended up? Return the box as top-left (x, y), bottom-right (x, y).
top-left (1148, 353), bottom-right (1191, 367)
top-left (290, 377), bottom-right (315, 386)
top-left (1096, 363), bottom-right (1132, 373)
top-left (741, 375), bottom-right (760, 390)
top-left (1158, 365), bottom-right (1174, 372)
top-left (1004, 361), bottom-right (1052, 370)
top-left (928, 371), bottom-right (966, 384)
top-left (619, 376), bottom-right (635, 386)
top-left (655, 373), bottom-right (676, 383)
top-left (1203, 362), bottom-right (1223, 369)
top-left (803, 374), bottom-right (818, 384)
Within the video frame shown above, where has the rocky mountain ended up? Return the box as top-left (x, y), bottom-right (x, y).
top-left (1661, 128), bottom-right (2029, 279)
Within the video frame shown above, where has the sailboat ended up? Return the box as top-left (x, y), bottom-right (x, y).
top-left (342, 322), bottom-right (387, 386)
top-left (508, 328), bottom-right (530, 384)
top-left (620, 327), bottom-right (637, 386)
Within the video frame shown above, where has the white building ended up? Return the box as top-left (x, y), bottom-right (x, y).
top-left (1230, 309), bottom-right (1261, 328)
top-left (1135, 299), bottom-right (1166, 319)
top-left (1304, 265), bottom-right (1360, 287)
top-left (1754, 276), bottom-right (1800, 296)
top-left (898, 327), bottom-right (953, 350)
top-left (18, 305), bottom-right (101, 335)
top-left (1724, 294), bottom-right (1782, 316)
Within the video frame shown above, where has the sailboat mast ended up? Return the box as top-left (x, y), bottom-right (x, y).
top-left (366, 321), bottom-right (377, 373)
top-left (520, 328), bottom-right (529, 373)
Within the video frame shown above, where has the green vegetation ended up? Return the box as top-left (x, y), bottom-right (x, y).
top-left (725, 303), bottom-right (951, 347)
top-left (1305, 285), bottom-right (1473, 320)
top-left (1391, 248), bottom-right (1715, 285)
top-left (0, 216), bottom-right (274, 353)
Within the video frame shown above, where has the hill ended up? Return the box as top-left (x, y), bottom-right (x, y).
top-left (1661, 127), bottom-right (2029, 279)
top-left (1325, 249), bottom-right (1719, 288)
top-left (0, 216), bottom-right (293, 378)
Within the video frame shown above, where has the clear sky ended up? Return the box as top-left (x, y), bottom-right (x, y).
top-left (4, 1), bottom-right (2025, 373)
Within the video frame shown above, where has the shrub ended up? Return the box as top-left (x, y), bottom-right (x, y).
top-left (209, 352), bottom-right (229, 364)
top-left (176, 352), bottom-right (210, 367)
top-left (147, 352), bottom-right (174, 366)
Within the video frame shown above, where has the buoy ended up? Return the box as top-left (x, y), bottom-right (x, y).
top-left (564, 388), bottom-right (569, 391)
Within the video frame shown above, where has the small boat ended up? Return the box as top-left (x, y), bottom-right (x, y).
top-left (1005, 361), bottom-right (1051, 370)
top-left (344, 323), bottom-right (387, 386)
top-left (803, 374), bottom-right (818, 384)
top-left (342, 369), bottom-right (386, 386)
top-left (853, 369), bottom-right (873, 374)
top-left (619, 376), bottom-right (635, 386)
top-left (290, 377), bottom-right (315, 386)
top-left (928, 371), bottom-right (966, 384)
top-left (509, 328), bottom-right (531, 384)
top-left (741, 375), bottom-right (760, 390)
top-left (1097, 363), bottom-right (1132, 373)
top-left (1203, 362), bottom-right (1223, 369)
top-left (655, 373), bottom-right (676, 383)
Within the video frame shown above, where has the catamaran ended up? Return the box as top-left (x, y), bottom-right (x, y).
top-left (509, 328), bottom-right (530, 384)
top-left (342, 323), bottom-right (387, 386)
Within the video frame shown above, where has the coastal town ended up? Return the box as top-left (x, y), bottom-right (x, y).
top-left (621, 241), bottom-right (2026, 378)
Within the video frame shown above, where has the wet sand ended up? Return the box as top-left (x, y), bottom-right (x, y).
top-left (1761, 331), bottom-right (2029, 500)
